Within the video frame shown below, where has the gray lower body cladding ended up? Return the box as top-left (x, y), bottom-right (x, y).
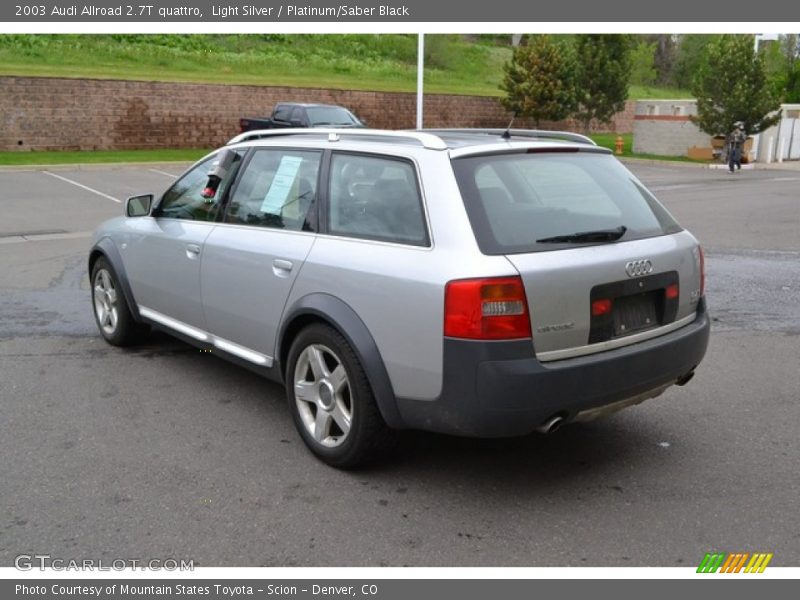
top-left (395, 299), bottom-right (710, 437)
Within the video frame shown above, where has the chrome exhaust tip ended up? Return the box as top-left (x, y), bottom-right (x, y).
top-left (534, 414), bottom-right (565, 435)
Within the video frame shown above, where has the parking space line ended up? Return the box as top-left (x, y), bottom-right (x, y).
top-left (148, 168), bottom-right (178, 178)
top-left (0, 231), bottom-right (92, 245)
top-left (42, 171), bottom-right (121, 203)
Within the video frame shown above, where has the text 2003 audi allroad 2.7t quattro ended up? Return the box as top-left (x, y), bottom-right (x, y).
top-left (89, 128), bottom-right (709, 468)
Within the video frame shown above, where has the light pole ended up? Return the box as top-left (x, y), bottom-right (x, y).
top-left (416, 34), bottom-right (424, 130)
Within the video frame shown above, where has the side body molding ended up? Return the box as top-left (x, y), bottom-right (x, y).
top-left (88, 237), bottom-right (142, 322)
top-left (278, 293), bottom-right (406, 430)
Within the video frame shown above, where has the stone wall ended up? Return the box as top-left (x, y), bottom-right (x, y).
top-left (632, 99), bottom-right (711, 156)
top-left (0, 76), bottom-right (635, 152)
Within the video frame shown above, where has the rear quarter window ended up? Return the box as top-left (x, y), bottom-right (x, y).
top-left (453, 151), bottom-right (681, 255)
top-left (327, 153), bottom-right (429, 246)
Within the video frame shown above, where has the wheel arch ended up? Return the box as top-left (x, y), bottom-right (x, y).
top-left (88, 238), bottom-right (142, 322)
top-left (278, 294), bottom-right (406, 430)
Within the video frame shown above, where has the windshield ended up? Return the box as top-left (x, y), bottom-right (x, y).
top-left (452, 151), bottom-right (682, 255)
top-left (306, 107), bottom-right (359, 126)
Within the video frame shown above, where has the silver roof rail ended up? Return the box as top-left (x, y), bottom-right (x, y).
top-left (421, 128), bottom-right (597, 146)
top-left (227, 128), bottom-right (448, 150)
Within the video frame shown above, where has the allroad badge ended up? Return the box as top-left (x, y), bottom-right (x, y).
top-left (625, 259), bottom-right (653, 278)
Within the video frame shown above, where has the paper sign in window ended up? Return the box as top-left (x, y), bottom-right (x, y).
top-left (260, 156), bottom-right (303, 214)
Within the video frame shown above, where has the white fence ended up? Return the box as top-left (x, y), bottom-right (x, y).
top-left (753, 104), bottom-right (800, 163)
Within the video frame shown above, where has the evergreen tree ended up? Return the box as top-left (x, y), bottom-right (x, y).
top-left (573, 35), bottom-right (633, 132)
top-left (692, 35), bottom-right (782, 135)
top-left (500, 35), bottom-right (577, 127)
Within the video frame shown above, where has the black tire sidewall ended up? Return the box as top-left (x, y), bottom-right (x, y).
top-left (90, 257), bottom-right (137, 346)
top-left (285, 324), bottom-right (379, 468)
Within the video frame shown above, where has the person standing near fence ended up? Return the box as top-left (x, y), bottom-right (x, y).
top-left (727, 122), bottom-right (747, 173)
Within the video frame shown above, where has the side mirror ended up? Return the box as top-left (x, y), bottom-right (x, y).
top-left (126, 194), bottom-right (153, 217)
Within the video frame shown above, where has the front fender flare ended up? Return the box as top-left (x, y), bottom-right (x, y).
top-left (88, 237), bottom-right (142, 322)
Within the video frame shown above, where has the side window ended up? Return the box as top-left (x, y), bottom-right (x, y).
top-left (328, 154), bottom-right (428, 246)
top-left (289, 107), bottom-right (304, 125)
top-left (225, 149), bottom-right (321, 231)
top-left (157, 152), bottom-right (242, 222)
top-left (273, 105), bottom-right (291, 122)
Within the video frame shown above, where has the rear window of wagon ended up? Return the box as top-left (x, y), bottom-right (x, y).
top-left (451, 151), bottom-right (682, 255)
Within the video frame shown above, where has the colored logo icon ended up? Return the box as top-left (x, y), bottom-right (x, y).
top-left (697, 552), bottom-right (773, 573)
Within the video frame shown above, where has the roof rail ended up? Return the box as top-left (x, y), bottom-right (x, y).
top-left (227, 128), bottom-right (448, 150)
top-left (421, 128), bottom-right (597, 146)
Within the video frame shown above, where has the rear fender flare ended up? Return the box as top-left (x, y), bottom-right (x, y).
top-left (278, 294), bottom-right (405, 430)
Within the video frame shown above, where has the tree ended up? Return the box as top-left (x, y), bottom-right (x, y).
top-left (673, 35), bottom-right (718, 90)
top-left (691, 35), bottom-right (782, 135)
top-left (572, 35), bottom-right (633, 130)
top-left (573, 35), bottom-right (633, 132)
top-left (649, 34), bottom-right (678, 86)
top-left (772, 34), bottom-right (800, 102)
top-left (630, 39), bottom-right (657, 87)
top-left (500, 35), bottom-right (577, 127)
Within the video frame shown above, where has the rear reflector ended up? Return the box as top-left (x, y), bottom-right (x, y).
top-left (591, 298), bottom-right (613, 317)
top-left (444, 276), bottom-right (531, 340)
top-left (665, 283), bottom-right (679, 300)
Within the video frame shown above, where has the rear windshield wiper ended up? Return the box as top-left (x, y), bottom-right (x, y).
top-left (536, 225), bottom-right (627, 244)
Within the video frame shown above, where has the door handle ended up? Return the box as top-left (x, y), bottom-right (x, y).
top-left (186, 243), bottom-right (201, 259)
top-left (272, 258), bottom-right (294, 277)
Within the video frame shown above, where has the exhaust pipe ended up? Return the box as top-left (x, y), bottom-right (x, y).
top-left (534, 414), bottom-right (565, 435)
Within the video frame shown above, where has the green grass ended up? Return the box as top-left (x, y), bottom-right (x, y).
top-left (590, 133), bottom-right (633, 154)
top-left (0, 34), bottom-right (690, 99)
top-left (628, 84), bottom-right (692, 100)
top-left (0, 148), bottom-right (208, 166)
top-left (591, 133), bottom-right (707, 163)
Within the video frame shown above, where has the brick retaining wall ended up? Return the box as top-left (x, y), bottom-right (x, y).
top-left (0, 76), bottom-right (635, 152)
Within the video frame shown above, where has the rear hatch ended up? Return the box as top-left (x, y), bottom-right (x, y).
top-left (452, 149), bottom-right (704, 360)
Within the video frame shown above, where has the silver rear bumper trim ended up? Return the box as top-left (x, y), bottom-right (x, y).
top-left (536, 311), bottom-right (698, 363)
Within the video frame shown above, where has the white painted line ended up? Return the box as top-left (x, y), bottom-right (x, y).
top-left (42, 171), bottom-right (121, 203)
top-left (0, 231), bottom-right (92, 245)
top-left (148, 168), bottom-right (178, 178)
top-left (649, 184), bottom-right (700, 192)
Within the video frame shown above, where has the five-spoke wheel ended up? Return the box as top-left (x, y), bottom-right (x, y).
top-left (286, 324), bottom-right (397, 468)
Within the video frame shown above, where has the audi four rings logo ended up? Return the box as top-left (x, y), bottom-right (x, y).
top-left (625, 259), bottom-right (653, 277)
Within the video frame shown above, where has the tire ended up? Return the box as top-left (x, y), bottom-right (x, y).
top-left (90, 257), bottom-right (148, 347)
top-left (286, 323), bottom-right (398, 469)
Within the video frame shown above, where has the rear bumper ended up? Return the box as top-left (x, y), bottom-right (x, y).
top-left (396, 299), bottom-right (710, 437)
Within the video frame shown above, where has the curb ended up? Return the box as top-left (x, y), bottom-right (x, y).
top-left (619, 157), bottom-right (709, 169)
top-left (0, 160), bottom-right (195, 173)
top-left (620, 157), bottom-right (800, 171)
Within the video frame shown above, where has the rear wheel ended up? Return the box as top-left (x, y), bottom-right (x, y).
top-left (90, 257), bottom-right (147, 346)
top-left (286, 324), bottom-right (397, 469)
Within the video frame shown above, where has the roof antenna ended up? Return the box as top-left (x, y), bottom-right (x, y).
top-left (501, 113), bottom-right (516, 140)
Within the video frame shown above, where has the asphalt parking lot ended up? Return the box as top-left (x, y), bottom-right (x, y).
top-left (1, 161), bottom-right (798, 567)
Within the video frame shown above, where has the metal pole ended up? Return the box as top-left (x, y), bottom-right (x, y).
top-left (416, 34), bottom-right (424, 130)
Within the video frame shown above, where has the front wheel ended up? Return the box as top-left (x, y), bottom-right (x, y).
top-left (90, 257), bottom-right (147, 346)
top-left (286, 324), bottom-right (397, 469)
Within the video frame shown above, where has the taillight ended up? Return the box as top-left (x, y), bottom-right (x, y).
top-left (444, 276), bottom-right (531, 340)
top-left (698, 246), bottom-right (705, 297)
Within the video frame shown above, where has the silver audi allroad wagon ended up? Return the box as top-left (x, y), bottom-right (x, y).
top-left (89, 129), bottom-right (710, 468)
